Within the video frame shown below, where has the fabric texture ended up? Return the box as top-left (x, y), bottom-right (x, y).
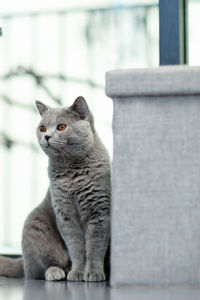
top-left (107, 67), bottom-right (200, 286)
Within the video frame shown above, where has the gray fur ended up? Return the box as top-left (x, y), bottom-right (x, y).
top-left (0, 256), bottom-right (24, 278)
top-left (0, 96), bottom-right (111, 282)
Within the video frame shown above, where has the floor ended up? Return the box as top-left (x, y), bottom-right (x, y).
top-left (1, 278), bottom-right (200, 300)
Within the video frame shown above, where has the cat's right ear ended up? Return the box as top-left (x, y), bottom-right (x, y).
top-left (35, 101), bottom-right (49, 116)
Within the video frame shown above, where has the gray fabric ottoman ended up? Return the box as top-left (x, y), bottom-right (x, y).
top-left (106, 66), bottom-right (200, 286)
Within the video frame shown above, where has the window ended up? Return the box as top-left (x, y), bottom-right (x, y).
top-left (188, 0), bottom-right (200, 65)
top-left (0, 0), bottom-right (159, 253)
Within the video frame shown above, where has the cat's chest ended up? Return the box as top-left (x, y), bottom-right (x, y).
top-left (49, 167), bottom-right (90, 199)
top-left (50, 172), bottom-right (75, 194)
top-left (49, 168), bottom-right (93, 221)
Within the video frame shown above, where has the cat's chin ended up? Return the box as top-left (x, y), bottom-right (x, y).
top-left (41, 144), bottom-right (61, 157)
top-left (49, 144), bottom-right (63, 153)
top-left (48, 147), bottom-right (60, 154)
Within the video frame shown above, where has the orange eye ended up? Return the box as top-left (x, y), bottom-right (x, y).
top-left (40, 125), bottom-right (46, 132)
top-left (57, 124), bottom-right (67, 131)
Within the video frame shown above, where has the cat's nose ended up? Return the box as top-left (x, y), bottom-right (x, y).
top-left (45, 135), bottom-right (51, 141)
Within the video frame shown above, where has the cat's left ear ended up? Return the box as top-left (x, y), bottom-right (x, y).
top-left (35, 100), bottom-right (49, 116)
top-left (71, 96), bottom-right (89, 120)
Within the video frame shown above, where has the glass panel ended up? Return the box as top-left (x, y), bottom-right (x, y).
top-left (188, 0), bottom-right (200, 65)
top-left (0, 0), bottom-right (159, 253)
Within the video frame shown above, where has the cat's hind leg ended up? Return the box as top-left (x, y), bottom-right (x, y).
top-left (22, 195), bottom-right (71, 280)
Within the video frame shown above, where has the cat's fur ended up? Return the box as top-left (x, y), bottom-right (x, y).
top-left (0, 96), bottom-right (111, 281)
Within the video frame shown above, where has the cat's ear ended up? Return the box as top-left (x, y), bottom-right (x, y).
top-left (71, 96), bottom-right (89, 120)
top-left (35, 100), bottom-right (49, 116)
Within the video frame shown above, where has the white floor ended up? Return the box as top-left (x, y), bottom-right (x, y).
top-left (1, 278), bottom-right (200, 300)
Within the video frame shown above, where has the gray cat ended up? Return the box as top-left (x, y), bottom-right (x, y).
top-left (0, 96), bottom-right (111, 282)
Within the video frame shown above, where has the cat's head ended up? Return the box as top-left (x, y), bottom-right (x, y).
top-left (36, 96), bottom-right (95, 160)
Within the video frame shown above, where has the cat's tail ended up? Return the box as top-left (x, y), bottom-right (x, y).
top-left (0, 256), bottom-right (24, 278)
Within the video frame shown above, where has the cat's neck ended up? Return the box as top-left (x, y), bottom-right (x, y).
top-left (48, 134), bottom-right (107, 171)
top-left (48, 147), bottom-right (95, 170)
top-left (48, 154), bottom-right (85, 170)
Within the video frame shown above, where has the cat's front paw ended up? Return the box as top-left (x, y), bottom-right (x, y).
top-left (67, 269), bottom-right (84, 281)
top-left (45, 266), bottom-right (66, 281)
top-left (84, 270), bottom-right (105, 282)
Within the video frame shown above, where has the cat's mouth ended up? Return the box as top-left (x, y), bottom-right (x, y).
top-left (40, 138), bottom-right (65, 155)
top-left (40, 141), bottom-right (58, 152)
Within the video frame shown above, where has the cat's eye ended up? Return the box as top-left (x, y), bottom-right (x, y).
top-left (40, 125), bottom-right (46, 132)
top-left (57, 124), bottom-right (67, 131)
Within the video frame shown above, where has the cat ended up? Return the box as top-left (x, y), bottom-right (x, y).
top-left (0, 96), bottom-right (111, 281)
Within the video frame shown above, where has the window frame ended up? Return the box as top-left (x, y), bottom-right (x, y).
top-left (159, 0), bottom-right (188, 65)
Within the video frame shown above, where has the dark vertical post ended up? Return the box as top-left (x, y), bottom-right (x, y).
top-left (159, 0), bottom-right (188, 65)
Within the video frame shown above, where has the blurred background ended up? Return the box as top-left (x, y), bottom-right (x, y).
top-left (0, 0), bottom-right (199, 254)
